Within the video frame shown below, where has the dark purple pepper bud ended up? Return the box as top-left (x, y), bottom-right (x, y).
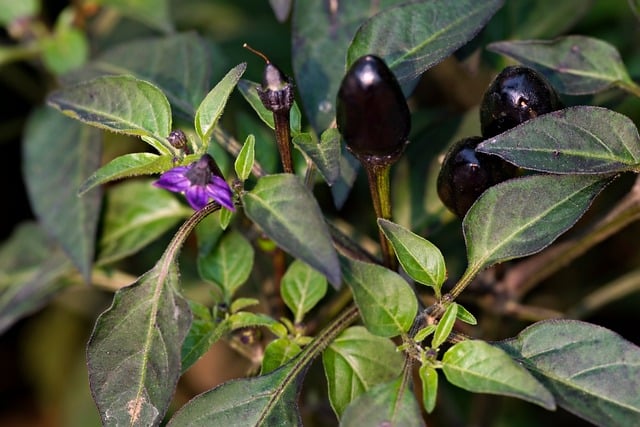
top-left (244, 43), bottom-right (294, 113)
top-left (480, 66), bottom-right (562, 138)
top-left (437, 136), bottom-right (519, 218)
top-left (167, 129), bottom-right (191, 154)
top-left (336, 55), bottom-right (410, 159)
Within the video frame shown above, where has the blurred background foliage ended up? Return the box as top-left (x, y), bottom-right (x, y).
top-left (1, 0), bottom-right (640, 426)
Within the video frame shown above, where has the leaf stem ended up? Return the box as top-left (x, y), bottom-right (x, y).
top-left (164, 201), bottom-right (222, 262)
top-left (617, 80), bottom-right (640, 98)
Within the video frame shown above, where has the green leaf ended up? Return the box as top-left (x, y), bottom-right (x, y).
top-left (67, 33), bottom-right (218, 118)
top-left (0, 0), bottom-right (37, 24)
top-left (230, 298), bottom-right (260, 313)
top-left (94, 0), bottom-right (173, 32)
top-left (432, 303), bottom-right (458, 349)
top-left (341, 256), bottom-right (418, 337)
top-left (195, 63), bottom-right (247, 144)
top-left (442, 340), bottom-right (555, 409)
top-left (97, 180), bottom-right (192, 265)
top-left (487, 35), bottom-right (631, 95)
top-left (292, 129), bottom-right (341, 185)
top-left (0, 222), bottom-right (73, 334)
top-left (47, 75), bottom-right (172, 154)
top-left (497, 319), bottom-right (640, 426)
top-left (236, 79), bottom-right (302, 134)
top-left (167, 360), bottom-right (304, 426)
top-left (23, 108), bottom-right (102, 282)
top-left (378, 219), bottom-right (446, 297)
top-left (41, 26), bottom-right (89, 75)
top-left (419, 365), bottom-right (438, 413)
top-left (87, 255), bottom-right (192, 426)
top-left (414, 325), bottom-right (437, 343)
top-left (241, 174), bottom-right (341, 287)
top-left (292, 0), bottom-right (399, 132)
top-left (340, 377), bottom-right (425, 427)
top-left (322, 326), bottom-right (403, 417)
top-left (456, 304), bottom-right (477, 325)
top-left (478, 107), bottom-right (640, 174)
top-left (235, 134), bottom-right (255, 182)
top-left (79, 152), bottom-right (176, 195)
top-left (228, 312), bottom-right (284, 337)
top-left (181, 302), bottom-right (229, 373)
top-left (198, 230), bottom-right (254, 303)
top-left (463, 174), bottom-right (610, 271)
top-left (281, 259), bottom-right (327, 324)
top-left (347, 0), bottom-right (505, 94)
top-left (261, 338), bottom-right (302, 374)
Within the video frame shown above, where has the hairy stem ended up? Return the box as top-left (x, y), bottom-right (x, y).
top-left (274, 112), bottom-right (294, 174)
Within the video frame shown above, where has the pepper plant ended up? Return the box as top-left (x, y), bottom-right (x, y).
top-left (2, 0), bottom-right (640, 426)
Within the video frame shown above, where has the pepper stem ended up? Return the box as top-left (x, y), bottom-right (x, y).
top-left (364, 161), bottom-right (397, 270)
top-left (274, 111), bottom-right (294, 173)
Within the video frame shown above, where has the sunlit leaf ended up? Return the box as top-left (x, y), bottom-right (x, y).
top-left (419, 364), bottom-right (438, 413)
top-left (47, 75), bottom-right (172, 154)
top-left (463, 174), bottom-right (610, 271)
top-left (242, 174), bottom-right (341, 287)
top-left (488, 35), bottom-right (631, 95)
top-left (23, 108), bottom-right (102, 281)
top-left (442, 340), bottom-right (555, 409)
top-left (478, 107), bottom-right (640, 174)
top-left (340, 256), bottom-right (418, 337)
top-left (98, 180), bottom-right (192, 265)
top-left (378, 219), bottom-right (446, 296)
top-left (340, 377), bottom-right (425, 427)
top-left (235, 134), bottom-right (255, 182)
top-left (195, 62), bottom-right (247, 144)
top-left (432, 303), bottom-right (458, 349)
top-left (87, 255), bottom-right (191, 426)
top-left (167, 361), bottom-right (304, 426)
top-left (322, 326), bottom-right (403, 417)
top-left (261, 338), bottom-right (302, 374)
top-left (281, 259), bottom-right (328, 324)
top-left (498, 319), bottom-right (640, 426)
top-left (348, 0), bottom-right (505, 95)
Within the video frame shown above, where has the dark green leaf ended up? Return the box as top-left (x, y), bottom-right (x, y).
top-left (47, 75), bottom-right (172, 154)
top-left (378, 219), bottom-right (446, 296)
top-left (463, 174), bottom-right (610, 270)
top-left (347, 0), bottom-right (505, 94)
top-left (181, 302), bottom-right (229, 373)
top-left (195, 63), bottom-right (247, 144)
top-left (87, 257), bottom-right (192, 426)
top-left (322, 326), bottom-right (403, 417)
top-left (292, 129), bottom-right (341, 186)
top-left (98, 180), bottom-right (192, 265)
top-left (442, 340), bottom-right (555, 409)
top-left (167, 361), bottom-right (304, 426)
top-left (281, 259), bottom-right (328, 324)
top-left (292, 0), bottom-right (399, 132)
top-left (432, 303), bottom-right (458, 349)
top-left (67, 33), bottom-right (218, 118)
top-left (341, 377), bottom-right (425, 427)
top-left (341, 256), bottom-right (418, 337)
top-left (419, 365), bottom-right (438, 413)
top-left (498, 319), bottom-right (640, 426)
top-left (198, 230), bottom-right (255, 302)
top-left (242, 174), bottom-right (341, 287)
top-left (261, 338), bottom-right (302, 374)
top-left (97, 0), bottom-right (173, 32)
top-left (0, 222), bottom-right (73, 334)
top-left (478, 107), bottom-right (640, 174)
top-left (23, 108), bottom-right (102, 281)
top-left (236, 79), bottom-right (302, 134)
top-left (79, 152), bottom-right (177, 195)
top-left (235, 134), bottom-right (255, 182)
top-left (488, 36), bottom-right (633, 95)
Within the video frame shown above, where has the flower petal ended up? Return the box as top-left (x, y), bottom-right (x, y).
top-left (207, 176), bottom-right (235, 211)
top-left (154, 166), bottom-right (191, 192)
top-left (184, 185), bottom-right (209, 210)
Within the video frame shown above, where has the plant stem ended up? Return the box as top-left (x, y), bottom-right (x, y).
top-left (274, 112), bottom-right (294, 174)
top-left (617, 80), bottom-right (640, 98)
top-left (364, 162), bottom-right (397, 270)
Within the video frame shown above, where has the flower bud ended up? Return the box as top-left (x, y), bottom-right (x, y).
top-left (336, 55), bottom-right (410, 159)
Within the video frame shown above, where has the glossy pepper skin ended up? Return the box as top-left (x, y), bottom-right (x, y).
top-left (336, 55), bottom-right (410, 160)
top-left (437, 136), bottom-right (518, 218)
top-left (480, 65), bottom-right (562, 138)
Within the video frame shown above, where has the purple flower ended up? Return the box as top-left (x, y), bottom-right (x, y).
top-left (154, 154), bottom-right (235, 211)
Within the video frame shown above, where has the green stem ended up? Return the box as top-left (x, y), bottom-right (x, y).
top-left (617, 80), bottom-right (640, 98)
top-left (364, 162), bottom-right (397, 270)
top-left (274, 112), bottom-right (294, 174)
